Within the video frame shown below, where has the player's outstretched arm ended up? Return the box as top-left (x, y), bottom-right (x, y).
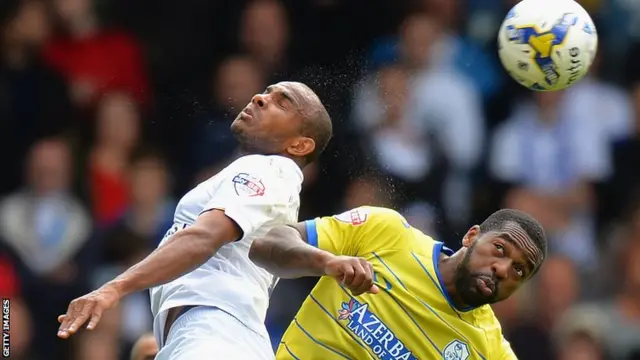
top-left (249, 223), bottom-right (379, 295)
top-left (250, 223), bottom-right (330, 277)
top-left (57, 209), bottom-right (241, 339)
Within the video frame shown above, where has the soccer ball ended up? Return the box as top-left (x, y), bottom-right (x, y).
top-left (497, 0), bottom-right (598, 91)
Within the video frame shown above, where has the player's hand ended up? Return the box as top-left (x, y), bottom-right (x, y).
top-left (324, 256), bottom-right (380, 296)
top-left (57, 284), bottom-right (121, 339)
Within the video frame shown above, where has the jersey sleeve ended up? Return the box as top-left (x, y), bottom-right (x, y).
top-left (495, 337), bottom-right (518, 360)
top-left (305, 206), bottom-right (410, 256)
top-left (201, 159), bottom-right (298, 241)
top-left (480, 309), bottom-right (518, 360)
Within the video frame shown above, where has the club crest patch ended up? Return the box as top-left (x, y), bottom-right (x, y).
top-left (334, 208), bottom-right (369, 226)
top-left (232, 173), bottom-right (265, 197)
top-left (443, 340), bottom-right (470, 360)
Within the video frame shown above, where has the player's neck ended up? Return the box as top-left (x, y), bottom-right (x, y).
top-left (286, 155), bottom-right (306, 169)
top-left (436, 251), bottom-right (469, 309)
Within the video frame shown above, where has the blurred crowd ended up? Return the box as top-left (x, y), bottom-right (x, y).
top-left (1, 0), bottom-right (640, 359)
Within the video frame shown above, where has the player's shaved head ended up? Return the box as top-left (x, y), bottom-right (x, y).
top-left (274, 81), bottom-right (332, 162)
top-left (479, 209), bottom-right (547, 272)
top-left (231, 80), bottom-right (332, 165)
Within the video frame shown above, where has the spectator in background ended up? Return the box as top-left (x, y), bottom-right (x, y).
top-left (0, 0), bottom-right (73, 196)
top-left (562, 46), bottom-right (633, 229)
top-left (605, 85), bottom-right (640, 222)
top-left (85, 149), bottom-right (171, 360)
top-left (422, 0), bottom-right (502, 100)
top-left (567, 49), bottom-right (634, 144)
top-left (353, 64), bottom-right (437, 210)
top-left (503, 256), bottom-right (579, 359)
top-left (121, 149), bottom-right (174, 245)
top-left (554, 307), bottom-right (609, 360)
top-left (585, 239), bottom-right (640, 359)
top-left (369, 3), bottom-right (500, 100)
top-left (190, 55), bottom-right (265, 180)
top-left (590, 201), bottom-right (640, 359)
top-left (602, 199), bottom-right (640, 287)
top-left (88, 92), bottom-right (141, 227)
top-left (0, 138), bottom-right (94, 360)
top-left (81, 229), bottom-right (149, 360)
top-left (421, 0), bottom-right (459, 31)
top-left (395, 12), bottom-right (440, 71)
top-left (239, 0), bottom-right (290, 80)
top-left (355, 65), bottom-right (430, 189)
top-left (557, 333), bottom-right (607, 360)
top-left (43, 0), bottom-right (149, 107)
top-left (353, 13), bottom-right (484, 234)
top-left (102, 148), bottom-right (174, 264)
top-left (490, 91), bottom-right (611, 273)
top-left (605, 0), bottom-right (640, 83)
top-left (130, 333), bottom-right (158, 360)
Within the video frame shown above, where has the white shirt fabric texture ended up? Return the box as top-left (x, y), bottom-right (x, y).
top-left (149, 154), bottom-right (303, 347)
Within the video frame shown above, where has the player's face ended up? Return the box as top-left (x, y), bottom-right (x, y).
top-left (453, 226), bottom-right (536, 307)
top-left (231, 82), bottom-right (315, 158)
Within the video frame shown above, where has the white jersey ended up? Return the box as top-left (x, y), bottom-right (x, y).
top-left (149, 154), bottom-right (302, 346)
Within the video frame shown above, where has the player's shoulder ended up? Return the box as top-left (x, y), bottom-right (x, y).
top-left (333, 206), bottom-right (411, 231)
top-left (227, 154), bottom-right (295, 170)
top-left (225, 155), bottom-right (303, 184)
top-left (473, 305), bottom-right (518, 359)
top-left (189, 155), bottom-right (303, 201)
top-left (472, 304), bottom-right (501, 324)
top-left (472, 305), bottom-right (507, 341)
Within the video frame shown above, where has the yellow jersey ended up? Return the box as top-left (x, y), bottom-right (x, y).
top-left (276, 206), bottom-right (517, 360)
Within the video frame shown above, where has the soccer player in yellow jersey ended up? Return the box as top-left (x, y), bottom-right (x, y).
top-left (250, 206), bottom-right (547, 360)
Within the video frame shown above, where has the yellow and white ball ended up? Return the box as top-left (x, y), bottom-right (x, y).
top-left (498, 0), bottom-right (598, 91)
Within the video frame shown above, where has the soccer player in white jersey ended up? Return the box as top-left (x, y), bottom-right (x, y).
top-left (54, 81), bottom-right (368, 359)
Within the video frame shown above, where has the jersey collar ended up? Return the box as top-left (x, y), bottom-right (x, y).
top-left (432, 242), bottom-right (475, 312)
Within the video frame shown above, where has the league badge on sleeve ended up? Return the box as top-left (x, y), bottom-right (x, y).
top-left (334, 208), bottom-right (369, 226)
top-left (232, 173), bottom-right (265, 197)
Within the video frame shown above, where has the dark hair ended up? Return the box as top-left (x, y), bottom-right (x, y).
top-left (479, 209), bottom-right (547, 265)
top-left (300, 93), bottom-right (332, 164)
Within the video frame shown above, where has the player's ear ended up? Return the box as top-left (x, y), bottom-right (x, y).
top-left (462, 225), bottom-right (480, 248)
top-left (286, 136), bottom-right (315, 159)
